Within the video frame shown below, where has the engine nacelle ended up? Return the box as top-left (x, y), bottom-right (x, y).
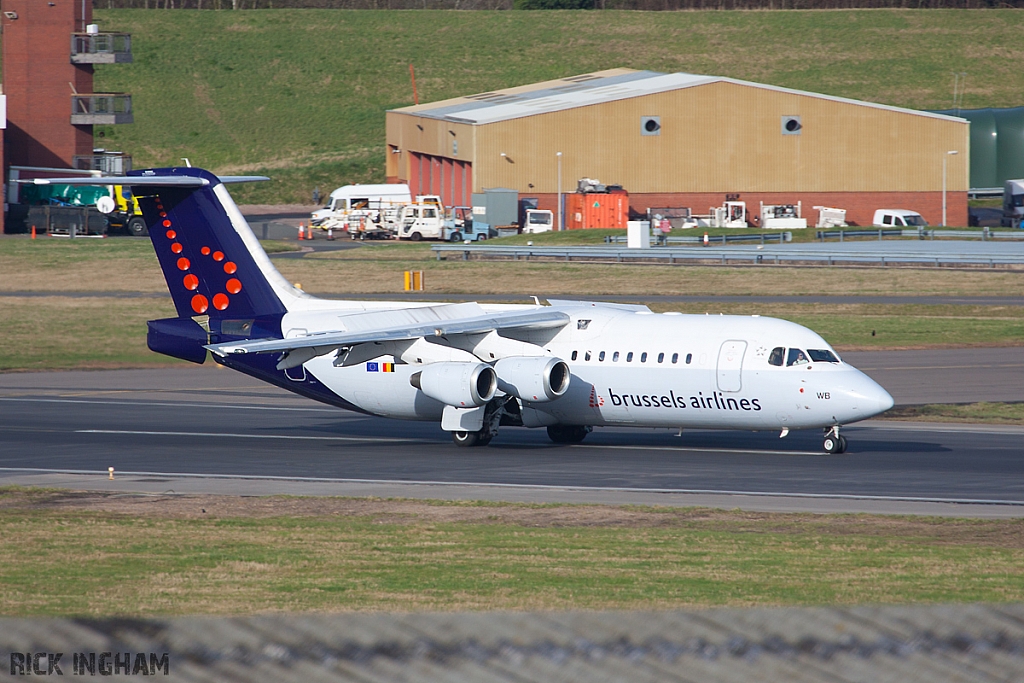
top-left (410, 362), bottom-right (497, 407)
top-left (494, 356), bottom-right (570, 403)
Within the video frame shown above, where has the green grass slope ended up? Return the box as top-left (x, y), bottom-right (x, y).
top-left (92, 9), bottom-right (1024, 203)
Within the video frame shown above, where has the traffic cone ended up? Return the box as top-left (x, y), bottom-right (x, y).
top-left (30, 225), bottom-right (36, 240)
top-left (703, 232), bottom-right (709, 247)
top-left (327, 227), bottom-right (334, 241)
top-left (307, 224), bottom-right (314, 241)
top-left (297, 224), bottom-right (304, 240)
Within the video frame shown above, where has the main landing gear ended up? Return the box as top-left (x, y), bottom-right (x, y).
top-left (547, 425), bottom-right (592, 444)
top-left (823, 425), bottom-right (847, 454)
top-left (452, 429), bottom-right (491, 447)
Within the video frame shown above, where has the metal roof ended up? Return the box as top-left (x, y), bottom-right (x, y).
top-left (392, 69), bottom-right (967, 125)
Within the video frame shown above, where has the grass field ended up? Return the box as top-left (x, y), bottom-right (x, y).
top-left (883, 401), bottom-right (1024, 424)
top-left (3, 235), bottom-right (1024, 370)
top-left (2, 489), bottom-right (1022, 616)
top-left (90, 9), bottom-right (1024, 203)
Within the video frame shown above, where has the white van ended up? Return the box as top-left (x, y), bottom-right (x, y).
top-left (311, 184), bottom-right (412, 227)
top-left (872, 209), bottom-right (927, 228)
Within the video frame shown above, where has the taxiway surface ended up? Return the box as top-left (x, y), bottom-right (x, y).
top-left (1, 359), bottom-right (1022, 516)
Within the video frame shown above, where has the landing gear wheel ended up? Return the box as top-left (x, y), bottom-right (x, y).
top-left (452, 430), bottom-right (490, 447)
top-left (127, 217), bottom-right (148, 237)
top-left (449, 232), bottom-right (462, 242)
top-left (546, 425), bottom-right (590, 444)
top-left (823, 433), bottom-right (849, 454)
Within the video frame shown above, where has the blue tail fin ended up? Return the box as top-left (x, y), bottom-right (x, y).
top-left (131, 167), bottom-right (290, 321)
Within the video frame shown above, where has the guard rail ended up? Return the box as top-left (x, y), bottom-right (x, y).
top-left (605, 232), bottom-right (792, 245)
top-left (817, 228), bottom-right (1024, 241)
top-left (432, 244), bottom-right (1024, 268)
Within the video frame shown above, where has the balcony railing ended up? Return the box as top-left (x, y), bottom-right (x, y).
top-left (71, 33), bottom-right (133, 64)
top-left (71, 94), bottom-right (133, 125)
top-left (73, 153), bottom-right (133, 175)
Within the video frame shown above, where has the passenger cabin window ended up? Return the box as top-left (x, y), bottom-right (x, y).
top-left (585, 351), bottom-right (592, 361)
top-left (768, 347), bottom-right (785, 366)
top-left (686, 353), bottom-right (693, 364)
top-left (671, 353), bottom-right (679, 364)
top-left (787, 348), bottom-right (810, 366)
top-left (626, 352), bottom-right (634, 362)
top-left (657, 352), bottom-right (665, 363)
top-left (599, 351), bottom-right (606, 362)
top-left (807, 349), bottom-right (840, 363)
top-left (641, 352), bottom-right (648, 363)
top-left (613, 351), bottom-right (620, 362)
top-left (571, 350), bottom-right (578, 361)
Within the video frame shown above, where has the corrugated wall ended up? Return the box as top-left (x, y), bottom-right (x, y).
top-left (388, 81), bottom-right (969, 196)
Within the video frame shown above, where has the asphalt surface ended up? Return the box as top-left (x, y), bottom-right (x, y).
top-left (1, 357), bottom-right (1022, 516)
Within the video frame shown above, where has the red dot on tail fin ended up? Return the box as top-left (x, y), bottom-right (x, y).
top-left (191, 294), bottom-right (209, 314)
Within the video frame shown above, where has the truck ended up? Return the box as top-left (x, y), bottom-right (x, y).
top-left (396, 203), bottom-right (496, 242)
top-left (310, 183), bottom-right (412, 229)
top-left (99, 185), bottom-right (147, 236)
top-left (1002, 179), bottom-right (1024, 228)
top-left (522, 209), bottom-right (554, 234)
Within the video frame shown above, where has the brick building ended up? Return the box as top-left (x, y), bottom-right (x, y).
top-left (1, 0), bottom-right (133, 232)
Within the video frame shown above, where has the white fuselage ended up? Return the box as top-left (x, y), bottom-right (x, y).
top-left (278, 302), bottom-right (893, 432)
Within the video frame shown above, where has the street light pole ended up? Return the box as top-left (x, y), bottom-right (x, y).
top-left (556, 152), bottom-right (563, 231)
top-left (943, 150), bottom-right (958, 227)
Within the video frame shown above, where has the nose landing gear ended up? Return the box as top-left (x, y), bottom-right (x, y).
top-left (823, 425), bottom-right (847, 454)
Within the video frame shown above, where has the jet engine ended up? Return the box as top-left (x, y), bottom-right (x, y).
top-left (494, 356), bottom-right (570, 403)
top-left (410, 362), bottom-right (497, 407)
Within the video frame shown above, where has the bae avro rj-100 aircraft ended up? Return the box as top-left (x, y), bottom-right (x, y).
top-left (40, 168), bottom-right (894, 453)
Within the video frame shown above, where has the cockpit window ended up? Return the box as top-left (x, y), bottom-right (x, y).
top-left (786, 348), bottom-right (810, 366)
top-left (768, 347), bottom-right (785, 366)
top-left (807, 349), bottom-right (840, 363)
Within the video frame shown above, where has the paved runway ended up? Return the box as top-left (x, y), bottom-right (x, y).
top-left (0, 359), bottom-right (1022, 516)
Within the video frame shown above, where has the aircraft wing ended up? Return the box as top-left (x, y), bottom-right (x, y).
top-left (206, 304), bottom-right (570, 359)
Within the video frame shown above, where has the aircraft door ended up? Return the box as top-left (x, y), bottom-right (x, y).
top-left (717, 340), bottom-right (747, 392)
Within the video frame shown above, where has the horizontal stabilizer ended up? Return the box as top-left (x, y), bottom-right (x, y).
top-left (25, 175), bottom-right (268, 186)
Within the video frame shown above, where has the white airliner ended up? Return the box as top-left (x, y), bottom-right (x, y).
top-left (40, 168), bottom-right (894, 453)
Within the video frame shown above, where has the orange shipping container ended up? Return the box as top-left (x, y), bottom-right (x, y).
top-left (567, 193), bottom-right (628, 230)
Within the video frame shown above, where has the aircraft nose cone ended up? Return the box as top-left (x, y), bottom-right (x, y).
top-left (874, 385), bottom-right (895, 415)
top-left (848, 370), bottom-right (894, 419)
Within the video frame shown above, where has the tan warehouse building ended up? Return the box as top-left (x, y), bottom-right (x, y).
top-left (386, 68), bottom-right (969, 228)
